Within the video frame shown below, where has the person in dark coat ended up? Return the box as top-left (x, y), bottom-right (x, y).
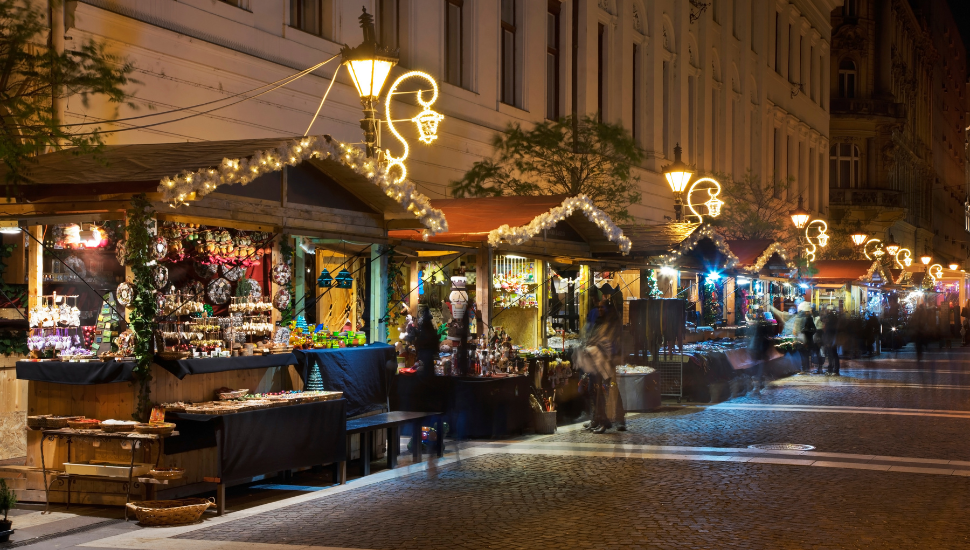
top-left (413, 306), bottom-right (440, 377)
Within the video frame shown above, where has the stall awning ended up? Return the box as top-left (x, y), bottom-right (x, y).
top-left (611, 223), bottom-right (738, 272)
top-left (0, 136), bottom-right (441, 239)
top-left (388, 195), bottom-right (631, 257)
top-left (809, 260), bottom-right (888, 285)
top-left (726, 239), bottom-right (794, 275)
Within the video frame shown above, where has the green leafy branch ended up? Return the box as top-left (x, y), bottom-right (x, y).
top-left (123, 194), bottom-right (158, 421)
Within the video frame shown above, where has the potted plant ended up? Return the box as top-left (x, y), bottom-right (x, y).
top-left (0, 478), bottom-right (15, 542)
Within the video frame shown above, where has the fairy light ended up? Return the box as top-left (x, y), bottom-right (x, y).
top-left (486, 195), bottom-right (632, 254)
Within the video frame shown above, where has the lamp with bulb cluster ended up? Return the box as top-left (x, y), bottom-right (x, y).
top-left (884, 232), bottom-right (900, 257)
top-left (341, 7), bottom-right (399, 157)
top-left (849, 223), bottom-right (868, 247)
top-left (661, 144), bottom-right (694, 221)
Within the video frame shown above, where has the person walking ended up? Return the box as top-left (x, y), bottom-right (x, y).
top-left (576, 298), bottom-right (625, 433)
top-left (822, 309), bottom-right (841, 376)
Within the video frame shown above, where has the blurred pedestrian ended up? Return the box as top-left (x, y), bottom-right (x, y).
top-left (576, 298), bottom-right (625, 433)
top-left (748, 319), bottom-right (773, 394)
top-left (822, 309), bottom-right (840, 376)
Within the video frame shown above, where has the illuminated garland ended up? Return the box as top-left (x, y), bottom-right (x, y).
top-left (486, 195), bottom-right (632, 255)
top-left (740, 241), bottom-right (794, 274)
top-left (863, 260), bottom-right (889, 284)
top-left (157, 135), bottom-right (448, 235)
top-left (659, 224), bottom-right (739, 271)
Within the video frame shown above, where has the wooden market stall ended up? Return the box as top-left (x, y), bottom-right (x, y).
top-left (0, 135), bottom-right (443, 509)
top-left (726, 240), bottom-right (796, 327)
top-left (809, 260), bottom-right (890, 313)
top-left (387, 195), bottom-right (631, 436)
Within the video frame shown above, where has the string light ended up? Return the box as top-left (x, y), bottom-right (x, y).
top-left (486, 195), bottom-right (632, 254)
top-left (156, 135), bottom-right (448, 235)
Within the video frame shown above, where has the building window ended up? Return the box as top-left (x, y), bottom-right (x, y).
top-left (445, 0), bottom-right (463, 87)
top-left (291, 0), bottom-right (328, 37)
top-left (838, 59), bottom-right (856, 98)
top-left (377, 0), bottom-right (400, 49)
top-left (844, 0), bottom-right (857, 17)
top-left (632, 43), bottom-right (639, 142)
top-left (774, 13), bottom-right (780, 74)
top-left (772, 128), bottom-right (780, 196)
top-left (711, 89), bottom-right (719, 170)
top-left (501, 0), bottom-right (517, 105)
top-left (732, 0), bottom-right (738, 39)
top-left (830, 143), bottom-right (861, 188)
top-left (663, 61), bottom-right (670, 156)
top-left (546, 1), bottom-right (560, 120)
top-left (713, 0), bottom-right (719, 24)
top-left (687, 76), bottom-right (695, 162)
top-left (220, 0), bottom-right (250, 9)
top-left (751, 2), bottom-right (757, 52)
top-left (597, 23), bottom-right (605, 122)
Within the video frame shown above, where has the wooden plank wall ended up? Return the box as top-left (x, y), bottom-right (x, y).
top-left (0, 355), bottom-right (28, 460)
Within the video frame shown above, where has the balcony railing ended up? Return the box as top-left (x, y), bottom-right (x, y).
top-left (830, 98), bottom-right (906, 118)
top-left (829, 188), bottom-right (903, 208)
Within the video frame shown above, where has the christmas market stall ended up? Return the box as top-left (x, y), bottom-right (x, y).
top-left (387, 195), bottom-right (632, 435)
top-left (726, 239), bottom-right (796, 330)
top-left (2, 135), bottom-right (444, 510)
top-left (808, 260), bottom-right (890, 313)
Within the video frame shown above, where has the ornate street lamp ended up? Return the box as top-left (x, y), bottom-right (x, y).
top-left (884, 232), bottom-right (900, 257)
top-left (920, 250), bottom-right (932, 266)
top-left (661, 143), bottom-right (694, 221)
top-left (341, 8), bottom-right (399, 157)
top-left (849, 223), bottom-right (868, 247)
top-left (949, 263), bottom-right (959, 270)
top-left (789, 196), bottom-right (811, 230)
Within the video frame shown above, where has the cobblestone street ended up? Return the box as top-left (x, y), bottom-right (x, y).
top-left (15, 351), bottom-right (970, 550)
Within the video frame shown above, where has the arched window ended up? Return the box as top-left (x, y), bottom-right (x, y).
top-left (838, 59), bottom-right (856, 98)
top-left (830, 144), bottom-right (861, 188)
top-left (843, 0), bottom-right (857, 17)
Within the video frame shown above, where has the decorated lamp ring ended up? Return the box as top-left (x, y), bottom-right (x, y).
top-left (863, 238), bottom-right (884, 260)
top-left (384, 71), bottom-right (444, 184)
top-left (684, 177), bottom-right (724, 223)
top-left (894, 247), bottom-right (913, 270)
top-left (804, 219), bottom-right (829, 263)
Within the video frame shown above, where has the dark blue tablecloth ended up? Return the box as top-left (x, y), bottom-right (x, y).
top-left (16, 360), bottom-right (135, 385)
top-left (294, 344), bottom-right (395, 417)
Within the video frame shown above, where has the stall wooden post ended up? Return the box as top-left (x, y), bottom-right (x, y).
top-left (537, 260), bottom-right (547, 347)
top-left (369, 244), bottom-right (387, 343)
top-left (578, 265), bottom-right (590, 326)
top-left (408, 259), bottom-right (420, 318)
top-left (270, 238), bottom-right (282, 328)
top-left (27, 226), bottom-right (42, 310)
top-left (350, 257), bottom-right (359, 331)
top-left (293, 237), bottom-right (306, 318)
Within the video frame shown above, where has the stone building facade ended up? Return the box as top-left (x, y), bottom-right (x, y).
top-left (51, 0), bottom-right (833, 223)
top-left (828, 0), bottom-right (967, 266)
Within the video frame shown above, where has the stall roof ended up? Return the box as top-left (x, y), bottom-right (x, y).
top-left (810, 260), bottom-right (888, 285)
top-left (608, 223), bottom-right (738, 271)
top-left (726, 239), bottom-right (794, 274)
top-left (6, 137), bottom-right (412, 219)
top-left (616, 222), bottom-right (701, 256)
top-left (387, 195), bottom-right (630, 255)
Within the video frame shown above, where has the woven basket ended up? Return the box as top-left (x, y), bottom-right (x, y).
top-left (148, 467), bottom-right (185, 480)
top-left (100, 422), bottom-right (137, 433)
top-left (45, 416), bottom-right (83, 429)
top-left (134, 423), bottom-right (175, 436)
top-left (126, 498), bottom-right (214, 526)
top-left (27, 415), bottom-right (51, 430)
top-left (68, 420), bottom-right (101, 430)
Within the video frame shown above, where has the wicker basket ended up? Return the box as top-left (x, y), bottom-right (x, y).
top-left (44, 416), bottom-right (83, 429)
top-left (148, 467), bottom-right (185, 480)
top-left (217, 389), bottom-right (248, 400)
top-left (27, 415), bottom-right (51, 430)
top-left (134, 423), bottom-right (176, 436)
top-left (68, 419), bottom-right (102, 430)
top-left (100, 422), bottom-right (137, 433)
top-left (126, 498), bottom-right (214, 526)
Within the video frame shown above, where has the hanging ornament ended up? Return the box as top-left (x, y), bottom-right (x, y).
top-left (272, 263), bottom-right (292, 285)
top-left (152, 265), bottom-right (169, 289)
top-left (153, 236), bottom-right (168, 260)
top-left (194, 262), bottom-right (218, 280)
top-left (317, 268), bottom-right (334, 288)
top-left (207, 278), bottom-right (231, 305)
top-left (115, 282), bottom-right (134, 307)
top-left (115, 240), bottom-right (128, 266)
top-left (334, 269), bottom-right (354, 289)
top-left (273, 288), bottom-right (291, 310)
top-left (221, 263), bottom-right (245, 282)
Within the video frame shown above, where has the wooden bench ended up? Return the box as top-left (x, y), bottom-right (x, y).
top-left (340, 411), bottom-right (443, 484)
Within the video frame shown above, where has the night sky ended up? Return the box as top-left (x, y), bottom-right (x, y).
top-left (945, 0), bottom-right (970, 60)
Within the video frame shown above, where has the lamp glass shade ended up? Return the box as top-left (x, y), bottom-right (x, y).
top-left (884, 243), bottom-right (900, 256)
top-left (346, 58), bottom-right (395, 100)
top-left (850, 232), bottom-right (868, 246)
top-left (665, 170), bottom-right (692, 193)
top-left (920, 255), bottom-right (932, 265)
top-left (790, 211), bottom-right (810, 230)
top-left (949, 263), bottom-right (959, 270)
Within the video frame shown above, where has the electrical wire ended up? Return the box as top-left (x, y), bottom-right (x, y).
top-left (46, 57), bottom-right (340, 138)
top-left (304, 64), bottom-right (341, 136)
top-left (11, 56), bottom-right (338, 132)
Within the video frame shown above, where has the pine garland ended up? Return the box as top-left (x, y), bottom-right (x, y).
top-left (124, 195), bottom-right (159, 421)
top-left (278, 237), bottom-right (295, 326)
